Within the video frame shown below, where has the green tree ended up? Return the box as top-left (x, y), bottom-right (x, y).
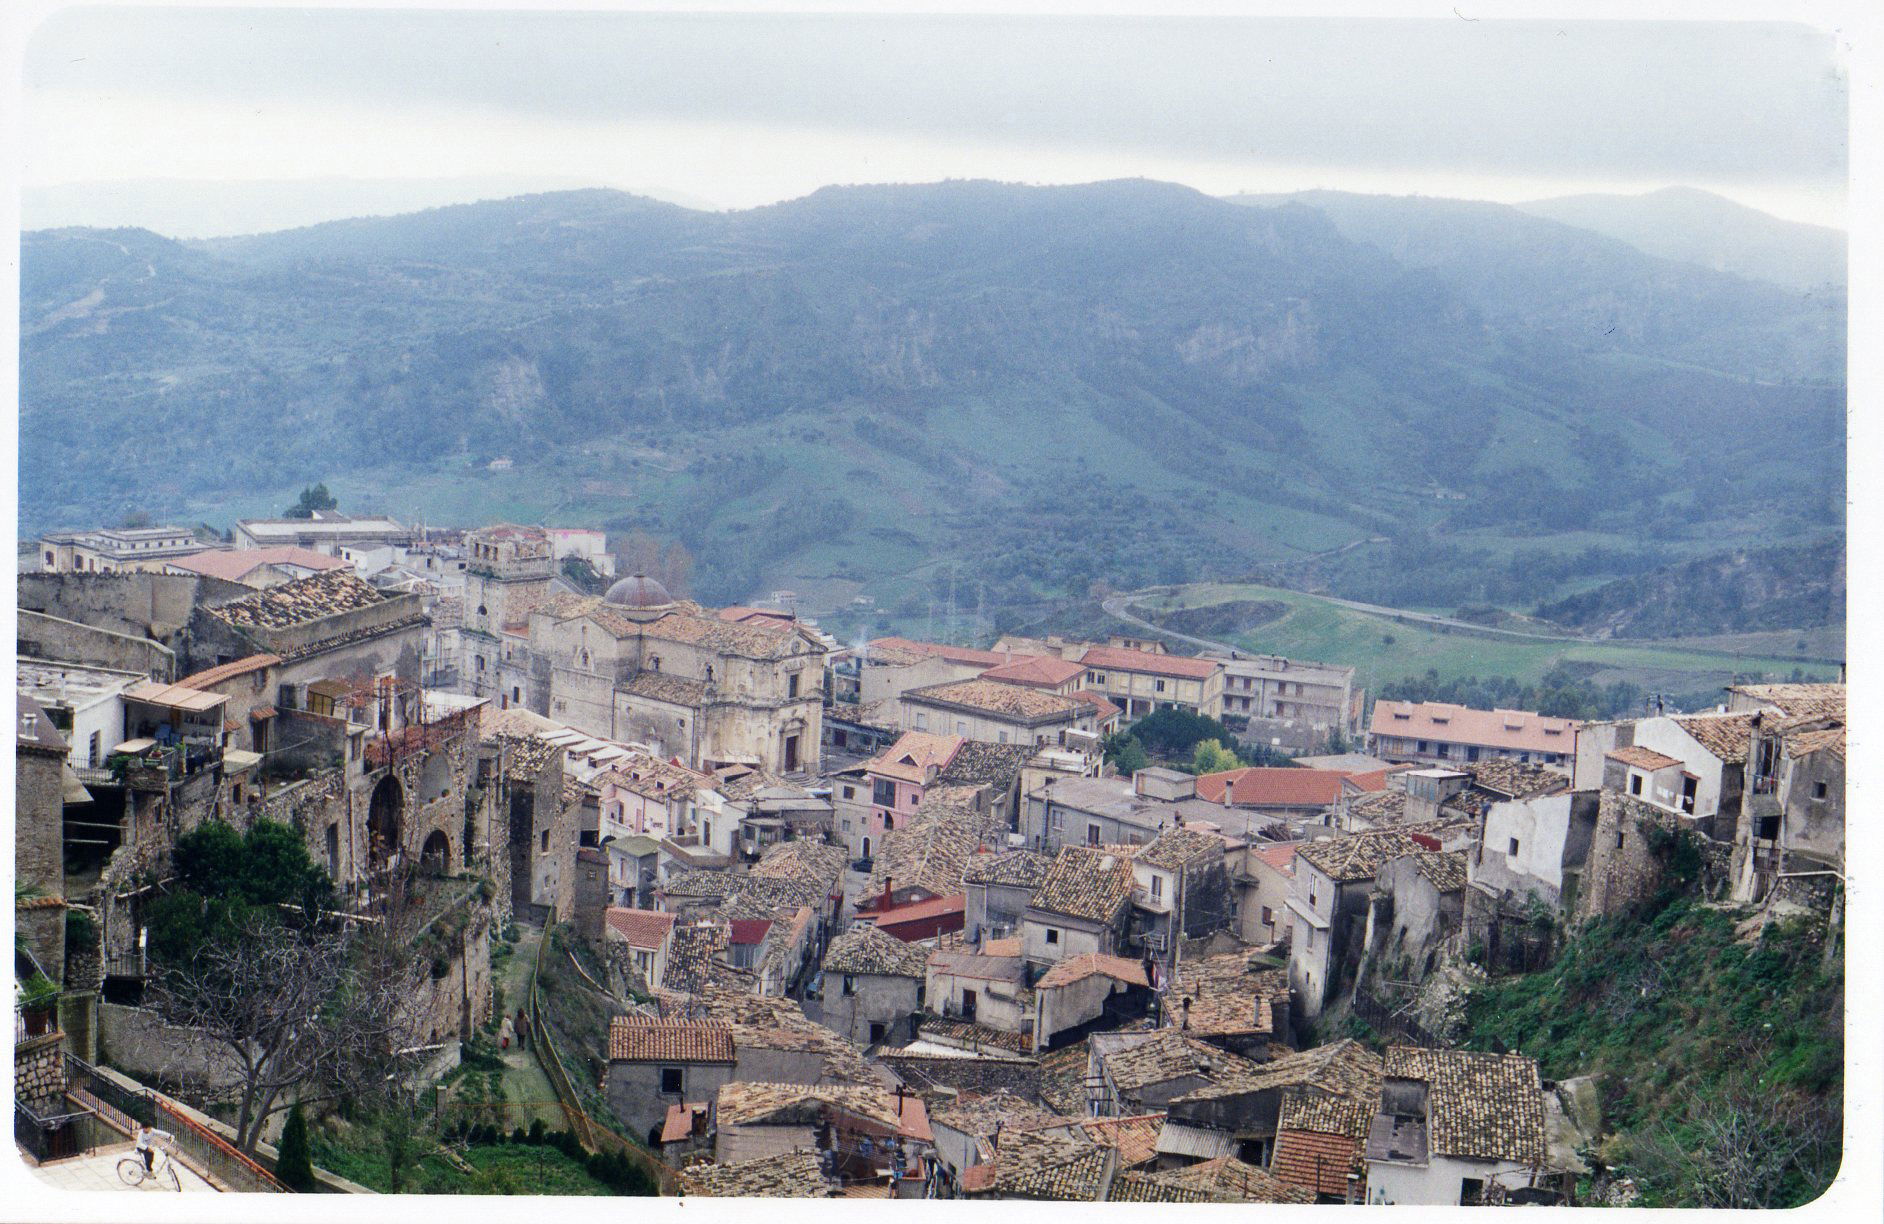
top-left (1128, 708), bottom-right (1242, 761)
top-left (1102, 733), bottom-right (1149, 775)
top-left (284, 483), bottom-right (339, 519)
top-left (1191, 738), bottom-right (1240, 775)
top-left (276, 1103), bottom-right (316, 1191)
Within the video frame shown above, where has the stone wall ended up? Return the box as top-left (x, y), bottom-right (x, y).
top-left (15, 744), bottom-right (66, 899)
top-left (17, 571), bottom-right (252, 647)
top-left (876, 1050), bottom-right (1040, 1098)
top-left (98, 1003), bottom-right (248, 1093)
top-left (18, 608), bottom-right (176, 680)
top-left (1573, 790), bottom-right (1726, 923)
top-left (15, 1032), bottom-right (67, 1114)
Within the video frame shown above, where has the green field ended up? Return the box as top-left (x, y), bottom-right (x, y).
top-left (1137, 582), bottom-right (1841, 697)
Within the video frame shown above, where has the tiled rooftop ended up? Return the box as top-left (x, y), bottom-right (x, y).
top-left (1671, 712), bottom-right (1757, 764)
top-left (1196, 766), bottom-right (1359, 808)
top-left (822, 922), bottom-right (931, 978)
top-left (1172, 1038), bottom-right (1382, 1106)
top-left (863, 730), bottom-right (965, 784)
top-left (205, 568), bottom-right (394, 631)
top-left (963, 1128), bottom-right (1109, 1201)
top-left (1100, 1029), bottom-right (1256, 1093)
top-left (604, 906), bottom-right (676, 948)
top-left (1296, 831), bottom-right (1433, 884)
top-left (1406, 850), bottom-right (1468, 894)
top-left (1370, 700), bottom-right (1579, 754)
top-left (1466, 757), bottom-right (1572, 799)
top-left (607, 1015), bottom-right (734, 1062)
top-left (1380, 1045), bottom-right (1544, 1165)
top-left (905, 679), bottom-right (1081, 723)
top-left (1134, 826), bottom-right (1228, 871)
top-left (1029, 846), bottom-right (1138, 923)
top-left (962, 847), bottom-right (1052, 888)
top-left (1128, 1156), bottom-right (1314, 1203)
top-left (679, 1149), bottom-right (833, 1198)
top-left (1606, 745), bottom-right (1684, 771)
top-left (1729, 682), bottom-right (1846, 722)
top-left (1035, 952), bottom-right (1150, 991)
top-left (938, 740), bottom-right (1034, 791)
top-left (1078, 646), bottom-right (1220, 680)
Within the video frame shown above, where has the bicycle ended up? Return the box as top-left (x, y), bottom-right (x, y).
top-left (116, 1141), bottom-right (181, 1191)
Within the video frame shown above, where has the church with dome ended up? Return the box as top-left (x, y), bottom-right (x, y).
top-left (459, 524), bottom-right (828, 775)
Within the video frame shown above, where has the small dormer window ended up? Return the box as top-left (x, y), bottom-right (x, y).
top-left (649, 655), bottom-right (661, 672)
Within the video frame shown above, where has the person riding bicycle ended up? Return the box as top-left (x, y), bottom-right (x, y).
top-left (134, 1122), bottom-right (174, 1173)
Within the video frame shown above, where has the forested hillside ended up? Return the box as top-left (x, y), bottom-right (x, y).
top-left (1535, 537), bottom-right (1844, 638)
top-left (22, 181), bottom-right (1845, 622)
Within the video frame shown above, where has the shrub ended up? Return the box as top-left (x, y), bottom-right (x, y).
top-left (276, 1104), bottom-right (316, 1192)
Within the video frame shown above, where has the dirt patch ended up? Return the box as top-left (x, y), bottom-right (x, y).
top-left (1155, 599), bottom-right (1288, 639)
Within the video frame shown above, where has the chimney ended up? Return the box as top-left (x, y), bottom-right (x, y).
top-left (1181, 997), bottom-right (1192, 1031)
top-left (882, 876), bottom-right (895, 909)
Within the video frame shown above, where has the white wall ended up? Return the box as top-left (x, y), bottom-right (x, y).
top-left (1367, 1155), bottom-right (1535, 1205)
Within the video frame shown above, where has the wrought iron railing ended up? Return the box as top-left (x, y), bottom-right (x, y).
top-left (64, 1055), bottom-right (287, 1193)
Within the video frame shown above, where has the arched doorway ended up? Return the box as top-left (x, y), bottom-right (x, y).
top-left (861, 836), bottom-right (871, 860)
top-left (368, 775), bottom-right (403, 870)
top-left (420, 830), bottom-right (451, 875)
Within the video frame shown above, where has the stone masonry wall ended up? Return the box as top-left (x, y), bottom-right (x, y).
top-left (15, 1033), bottom-right (68, 1114)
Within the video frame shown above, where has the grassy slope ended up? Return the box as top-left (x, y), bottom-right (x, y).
top-left (1459, 899), bottom-right (1842, 1207)
top-left (1137, 582), bottom-right (1840, 694)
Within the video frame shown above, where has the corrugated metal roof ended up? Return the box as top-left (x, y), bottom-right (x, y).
top-left (1154, 1120), bottom-right (1235, 1160)
top-left (124, 680), bottom-right (229, 713)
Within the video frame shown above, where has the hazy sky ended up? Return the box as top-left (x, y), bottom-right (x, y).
top-left (20, 6), bottom-right (1850, 226)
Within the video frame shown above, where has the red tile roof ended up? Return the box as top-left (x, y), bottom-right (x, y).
top-left (1035, 953), bottom-right (1151, 990)
top-left (176, 654), bottom-right (283, 690)
top-left (1196, 767), bottom-right (1354, 808)
top-left (1077, 646), bottom-right (1220, 680)
top-left (168, 547), bottom-right (350, 583)
top-left (730, 919), bottom-right (775, 947)
top-left (1250, 841), bottom-right (1302, 874)
top-left (1271, 1127), bottom-right (1364, 1198)
top-left (864, 731), bottom-right (964, 785)
top-left (1606, 745), bottom-right (1684, 771)
top-left (869, 637), bottom-right (1014, 669)
top-left (604, 907), bottom-right (677, 948)
top-left (1369, 701), bottom-right (1579, 755)
top-left (857, 893), bottom-right (966, 931)
top-left (607, 1016), bottom-right (735, 1063)
top-left (1071, 689), bottom-right (1122, 721)
top-left (980, 655), bottom-right (1088, 689)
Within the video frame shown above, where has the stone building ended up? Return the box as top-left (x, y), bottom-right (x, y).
top-left (1368, 701), bottom-right (1578, 770)
top-left (1211, 652), bottom-right (1362, 755)
top-left (38, 525), bottom-right (212, 574)
top-left (1364, 1047), bottom-right (1551, 1206)
top-left (1021, 846), bottom-right (1139, 969)
top-left (1288, 831), bottom-right (1432, 1021)
top-left (605, 1016), bottom-right (738, 1144)
top-left (817, 923), bottom-right (929, 1047)
top-left (900, 678), bottom-right (1091, 747)
top-left (16, 696), bottom-right (71, 981)
top-left (521, 577), bottom-right (828, 776)
top-left (459, 524), bottom-right (557, 710)
top-left (1076, 647), bottom-right (1224, 722)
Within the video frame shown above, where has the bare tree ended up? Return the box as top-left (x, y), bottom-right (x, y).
top-left (1630, 1083), bottom-right (1840, 1208)
top-left (149, 912), bottom-right (424, 1153)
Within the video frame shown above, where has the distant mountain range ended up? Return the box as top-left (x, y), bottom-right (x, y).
top-left (1515, 186), bottom-right (1845, 294)
top-left (20, 180), bottom-right (1845, 625)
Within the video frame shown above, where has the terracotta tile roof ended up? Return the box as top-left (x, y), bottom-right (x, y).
top-left (938, 740), bottom-right (1033, 791)
top-left (1172, 1038), bottom-right (1382, 1105)
top-left (1101, 1030), bottom-right (1257, 1093)
top-left (205, 568), bottom-right (395, 631)
top-left (823, 922), bottom-right (930, 978)
top-left (1070, 689), bottom-right (1122, 721)
top-left (661, 923), bottom-right (726, 992)
top-left (1033, 1038), bottom-right (1101, 1116)
top-left (1132, 1156), bottom-right (1315, 1204)
top-left (675, 986), bottom-right (875, 1085)
top-left (598, 752), bottom-right (710, 801)
top-left (1296, 831), bottom-right (1432, 884)
top-left (1071, 1114), bottom-right (1163, 1169)
top-left (1370, 700), bottom-right (1580, 755)
top-left (931, 1091), bottom-right (1063, 1138)
top-left (965, 1128), bottom-right (1109, 1201)
top-left (1404, 850), bottom-right (1468, 894)
top-left (487, 733), bottom-right (563, 782)
top-left (1107, 1175), bottom-right (1219, 1202)
top-left (1729, 683), bottom-right (1846, 721)
top-left (659, 1102), bottom-right (708, 1144)
top-left (607, 1016), bottom-right (734, 1062)
top-left (1035, 953), bottom-right (1150, 990)
top-left (1785, 724), bottom-right (1847, 760)
top-left (1078, 646), bottom-right (1220, 681)
top-left (868, 786), bottom-right (1006, 898)
top-left (714, 1080), bottom-right (923, 1135)
top-left (1671, 712), bottom-right (1757, 764)
top-left (1249, 841), bottom-right (1301, 874)
top-left (168, 547), bottom-right (350, 583)
top-left (1271, 1124), bottom-right (1366, 1197)
top-left (1134, 826), bottom-right (1227, 870)
top-left (604, 907), bottom-right (676, 948)
top-left (906, 678), bottom-right (1081, 723)
top-left (864, 731), bottom-right (964, 784)
top-left (680, 1149), bottom-right (833, 1198)
top-left (748, 839), bottom-right (848, 890)
top-left (980, 655), bottom-right (1088, 689)
top-left (1167, 953), bottom-right (1288, 1038)
top-left (863, 894), bottom-right (967, 933)
top-left (1279, 1084), bottom-right (1380, 1139)
top-left (1029, 846), bottom-right (1138, 923)
top-left (963, 847), bottom-right (1052, 888)
top-left (1606, 745), bottom-right (1684, 771)
top-left (620, 670), bottom-right (708, 707)
top-left (175, 654), bottom-right (282, 689)
top-left (1466, 758), bottom-right (1571, 799)
top-left (539, 595), bottom-right (820, 659)
top-left (913, 1016), bottom-right (1034, 1054)
top-left (1381, 1046), bottom-right (1545, 1165)
top-left (1196, 767), bottom-right (1354, 807)
top-left (1347, 791), bottom-right (1409, 826)
top-left (869, 636), bottom-right (1016, 669)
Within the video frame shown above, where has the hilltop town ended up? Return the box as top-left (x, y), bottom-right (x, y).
top-left (14, 515), bottom-right (1844, 1205)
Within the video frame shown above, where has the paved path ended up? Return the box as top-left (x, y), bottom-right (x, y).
top-left (30, 1142), bottom-right (218, 1193)
top-left (486, 921), bottom-right (566, 1132)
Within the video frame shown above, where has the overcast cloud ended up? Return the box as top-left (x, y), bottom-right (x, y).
top-left (21, 7), bottom-right (1848, 227)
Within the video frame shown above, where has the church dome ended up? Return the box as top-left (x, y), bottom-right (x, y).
top-left (604, 572), bottom-right (674, 608)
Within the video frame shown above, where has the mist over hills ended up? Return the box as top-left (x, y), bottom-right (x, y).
top-left (20, 179), bottom-right (1844, 625)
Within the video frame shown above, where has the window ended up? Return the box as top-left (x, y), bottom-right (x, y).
top-left (842, 785), bottom-right (856, 800)
top-left (1814, 781), bottom-right (1829, 800)
top-left (1509, 837), bottom-right (1520, 857)
top-left (873, 779), bottom-right (896, 807)
top-left (660, 1068), bottom-right (684, 1094)
top-left (88, 730), bottom-right (101, 768)
top-left (956, 721), bottom-right (967, 735)
top-left (1155, 680), bottom-right (1166, 693)
top-left (1091, 672), bottom-right (1107, 685)
top-left (788, 672), bottom-right (800, 698)
top-left (998, 731), bottom-right (1009, 744)
top-left (914, 712), bottom-right (927, 730)
top-left (1630, 774), bottom-right (1643, 796)
top-left (1416, 741), bottom-right (1429, 754)
top-left (541, 829), bottom-right (550, 853)
top-left (1261, 905), bottom-right (1274, 926)
top-left (1087, 824), bottom-right (1102, 847)
top-left (1050, 808), bottom-right (1064, 830)
top-left (512, 687), bottom-right (521, 702)
top-left (1045, 928), bottom-right (1060, 945)
top-left (842, 975), bottom-right (856, 997)
top-left (648, 655), bottom-right (661, 672)
top-left (1616, 831), bottom-right (1626, 849)
top-left (1150, 874), bottom-right (1163, 899)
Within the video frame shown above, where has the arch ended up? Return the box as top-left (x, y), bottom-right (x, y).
top-left (368, 774), bottom-right (404, 869)
top-left (421, 829), bottom-right (451, 875)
